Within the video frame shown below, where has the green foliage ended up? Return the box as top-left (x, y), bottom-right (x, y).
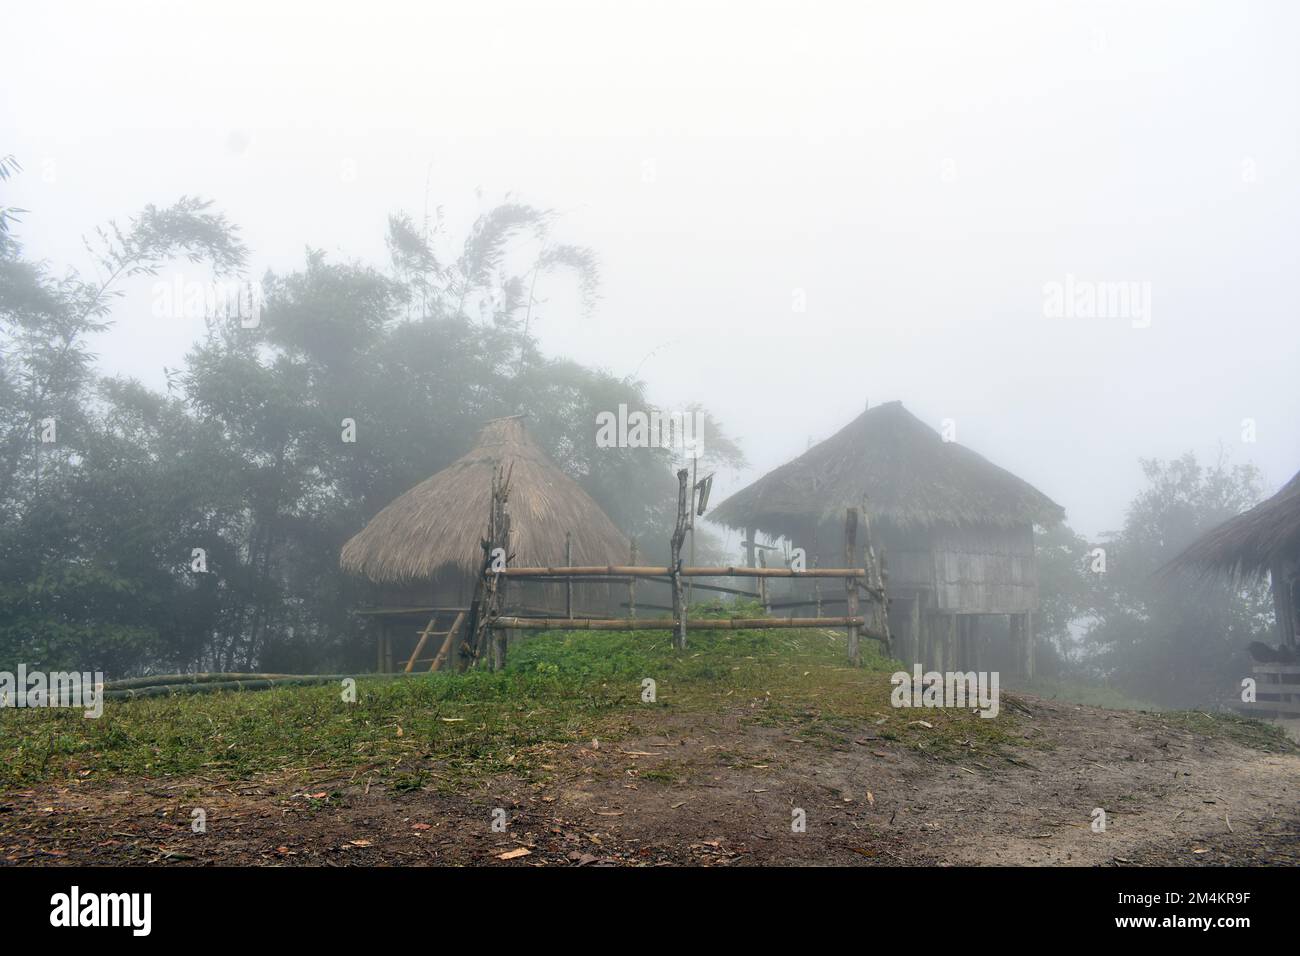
top-left (0, 191), bottom-right (741, 675)
top-left (1033, 453), bottom-right (1275, 708)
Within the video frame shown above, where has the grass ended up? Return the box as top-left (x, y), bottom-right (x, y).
top-left (1, 614), bottom-right (1290, 791)
top-left (1002, 677), bottom-right (1162, 712)
top-left (1159, 710), bottom-right (1297, 754)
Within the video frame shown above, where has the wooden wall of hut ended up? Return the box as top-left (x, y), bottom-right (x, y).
top-left (788, 518), bottom-right (1039, 677)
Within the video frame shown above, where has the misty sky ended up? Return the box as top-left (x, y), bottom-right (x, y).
top-left (5, 0), bottom-right (1298, 544)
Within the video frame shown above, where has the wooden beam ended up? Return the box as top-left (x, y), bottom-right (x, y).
top-left (496, 565), bottom-right (867, 578)
top-left (491, 616), bottom-right (873, 631)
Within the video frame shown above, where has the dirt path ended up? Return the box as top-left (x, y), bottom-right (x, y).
top-left (2, 696), bottom-right (1296, 866)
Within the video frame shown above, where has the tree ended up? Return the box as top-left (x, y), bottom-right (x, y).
top-left (1077, 453), bottom-right (1274, 707)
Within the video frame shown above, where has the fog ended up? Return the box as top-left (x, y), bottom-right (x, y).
top-left (6, 0), bottom-right (1298, 540)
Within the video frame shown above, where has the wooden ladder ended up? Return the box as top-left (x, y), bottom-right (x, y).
top-left (403, 611), bottom-right (467, 673)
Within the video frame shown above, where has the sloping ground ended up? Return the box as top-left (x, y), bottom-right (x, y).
top-left (2, 695), bottom-right (1295, 866)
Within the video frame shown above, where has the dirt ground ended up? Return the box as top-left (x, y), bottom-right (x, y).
top-left (2, 694), bottom-right (1297, 866)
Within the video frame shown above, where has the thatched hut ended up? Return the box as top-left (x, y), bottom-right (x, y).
top-left (709, 401), bottom-right (1064, 674)
top-left (341, 416), bottom-right (630, 671)
top-left (1167, 468), bottom-right (1300, 647)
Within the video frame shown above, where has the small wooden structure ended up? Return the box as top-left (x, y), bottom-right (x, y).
top-left (1166, 467), bottom-right (1300, 717)
top-left (709, 401), bottom-right (1064, 676)
top-left (339, 417), bottom-right (630, 672)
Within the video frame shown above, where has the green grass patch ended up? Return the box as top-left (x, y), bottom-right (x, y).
top-left (14, 617), bottom-right (1274, 790)
top-left (1002, 677), bottom-right (1161, 712)
top-left (1158, 710), bottom-right (1298, 754)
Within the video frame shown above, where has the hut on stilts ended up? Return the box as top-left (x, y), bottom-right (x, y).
top-left (340, 416), bottom-right (630, 672)
top-left (1165, 468), bottom-right (1300, 715)
top-left (709, 401), bottom-right (1064, 676)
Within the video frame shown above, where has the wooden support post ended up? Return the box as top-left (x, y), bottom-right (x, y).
top-left (813, 556), bottom-right (822, 618)
top-left (1008, 613), bottom-right (1023, 678)
top-left (671, 469), bottom-right (689, 650)
top-left (918, 610), bottom-right (930, 670)
top-left (1025, 611), bottom-right (1035, 680)
top-left (628, 539), bottom-right (638, 621)
top-left (909, 595), bottom-right (921, 667)
top-left (758, 550), bottom-right (770, 614)
top-left (858, 500), bottom-right (891, 654)
top-left (745, 526), bottom-right (757, 569)
top-left (565, 531), bottom-right (573, 620)
top-left (845, 507), bottom-right (860, 666)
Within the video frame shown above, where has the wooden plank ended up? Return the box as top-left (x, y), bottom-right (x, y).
top-left (496, 565), bottom-right (867, 579)
top-left (491, 616), bottom-right (873, 631)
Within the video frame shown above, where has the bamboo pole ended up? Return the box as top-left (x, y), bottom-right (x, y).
top-left (102, 673), bottom-right (300, 691)
top-left (495, 565), bottom-right (867, 578)
top-left (430, 611), bottom-right (465, 672)
top-left (491, 616), bottom-right (873, 631)
top-left (813, 556), bottom-right (822, 617)
top-left (670, 468), bottom-right (689, 650)
top-left (405, 617), bottom-right (438, 673)
top-left (845, 507), bottom-right (860, 666)
top-left (564, 531), bottom-right (573, 620)
top-left (628, 539), bottom-right (637, 621)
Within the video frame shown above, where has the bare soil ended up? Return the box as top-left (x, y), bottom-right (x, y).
top-left (2, 695), bottom-right (1296, 866)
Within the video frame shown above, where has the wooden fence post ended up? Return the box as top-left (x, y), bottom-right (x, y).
top-left (628, 539), bottom-right (638, 621)
top-left (670, 469), bottom-right (690, 650)
top-left (813, 556), bottom-right (822, 618)
top-left (844, 507), bottom-right (860, 666)
top-left (565, 531), bottom-right (573, 620)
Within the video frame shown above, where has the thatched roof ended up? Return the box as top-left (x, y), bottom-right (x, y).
top-left (1166, 469), bottom-right (1300, 581)
top-left (340, 417), bottom-right (629, 585)
top-left (709, 401), bottom-right (1064, 536)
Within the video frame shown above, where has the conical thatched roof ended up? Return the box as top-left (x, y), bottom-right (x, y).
top-left (1166, 469), bottom-right (1300, 581)
top-left (710, 401), bottom-right (1064, 536)
top-left (340, 417), bottom-right (629, 585)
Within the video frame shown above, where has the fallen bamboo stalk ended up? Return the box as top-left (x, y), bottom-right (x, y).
top-left (103, 673), bottom-right (302, 691)
top-left (103, 674), bottom-right (414, 700)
